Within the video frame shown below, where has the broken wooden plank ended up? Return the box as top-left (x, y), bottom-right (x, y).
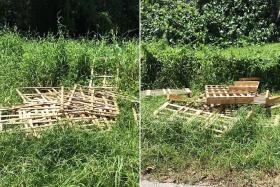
top-left (153, 102), bottom-right (170, 116)
top-left (16, 89), bottom-right (27, 103)
top-left (66, 84), bottom-right (77, 106)
top-left (267, 96), bottom-right (280, 106)
top-left (141, 88), bottom-right (192, 97)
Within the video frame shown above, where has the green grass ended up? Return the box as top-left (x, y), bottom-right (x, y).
top-left (141, 96), bottom-right (280, 186)
top-left (0, 31), bottom-right (139, 186)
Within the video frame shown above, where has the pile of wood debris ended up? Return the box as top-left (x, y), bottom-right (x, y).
top-left (0, 75), bottom-right (119, 133)
top-left (145, 78), bottom-right (280, 135)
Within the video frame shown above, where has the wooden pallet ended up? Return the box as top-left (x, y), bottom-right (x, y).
top-left (154, 102), bottom-right (236, 134)
top-left (205, 85), bottom-right (257, 105)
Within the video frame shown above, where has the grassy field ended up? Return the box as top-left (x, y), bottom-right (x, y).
top-left (0, 31), bottom-right (139, 186)
top-left (141, 94), bottom-right (280, 186)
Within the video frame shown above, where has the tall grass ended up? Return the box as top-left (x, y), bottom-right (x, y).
top-left (0, 31), bottom-right (138, 105)
top-left (0, 31), bottom-right (139, 186)
top-left (141, 97), bottom-right (280, 184)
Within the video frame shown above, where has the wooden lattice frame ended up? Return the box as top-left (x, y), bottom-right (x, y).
top-left (154, 102), bottom-right (236, 134)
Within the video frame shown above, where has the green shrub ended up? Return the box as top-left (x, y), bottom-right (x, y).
top-left (0, 0), bottom-right (139, 37)
top-left (142, 0), bottom-right (279, 46)
top-left (142, 41), bottom-right (280, 90)
top-left (142, 1), bottom-right (206, 45)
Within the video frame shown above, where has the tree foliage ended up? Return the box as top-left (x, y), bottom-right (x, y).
top-left (0, 0), bottom-right (139, 37)
top-left (142, 0), bottom-right (280, 46)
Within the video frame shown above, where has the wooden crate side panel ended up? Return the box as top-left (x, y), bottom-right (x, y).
top-left (229, 86), bottom-right (258, 92)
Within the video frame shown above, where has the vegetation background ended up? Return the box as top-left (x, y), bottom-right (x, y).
top-left (142, 0), bottom-right (280, 46)
top-left (141, 0), bottom-right (280, 90)
top-left (0, 1), bottom-right (139, 186)
top-left (0, 0), bottom-right (139, 37)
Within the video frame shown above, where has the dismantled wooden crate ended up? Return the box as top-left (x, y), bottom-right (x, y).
top-left (205, 80), bottom-right (262, 105)
top-left (154, 102), bottom-right (236, 134)
top-left (0, 82), bottom-right (119, 132)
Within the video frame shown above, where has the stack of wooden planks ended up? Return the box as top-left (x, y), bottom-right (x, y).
top-left (0, 84), bottom-right (119, 132)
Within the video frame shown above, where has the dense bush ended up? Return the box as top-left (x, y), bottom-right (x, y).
top-left (141, 1), bottom-right (206, 44)
top-left (142, 0), bottom-right (279, 46)
top-left (141, 41), bottom-right (280, 90)
top-left (0, 31), bottom-right (138, 105)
